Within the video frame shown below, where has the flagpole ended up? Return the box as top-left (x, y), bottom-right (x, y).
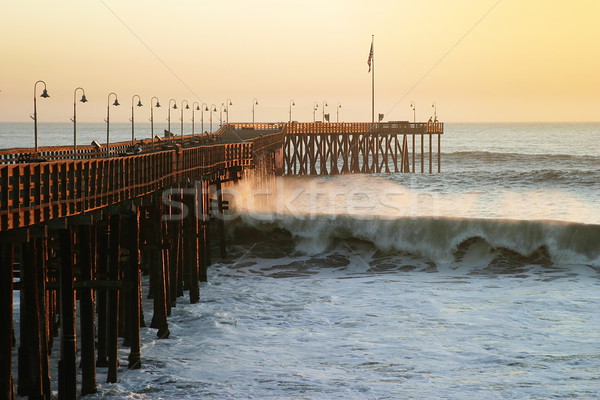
top-left (371, 35), bottom-right (374, 123)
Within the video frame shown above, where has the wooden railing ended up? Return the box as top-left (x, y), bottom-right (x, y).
top-left (0, 142), bottom-right (252, 231)
top-left (284, 121), bottom-right (444, 135)
top-left (0, 130), bottom-right (224, 165)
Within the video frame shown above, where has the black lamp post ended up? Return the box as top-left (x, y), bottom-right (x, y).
top-left (32, 80), bottom-right (50, 152)
top-left (72, 87), bottom-right (88, 155)
top-left (192, 102), bottom-right (200, 136)
top-left (289, 99), bottom-right (295, 122)
top-left (210, 104), bottom-right (217, 133)
top-left (252, 98), bottom-right (259, 124)
top-left (105, 92), bottom-right (120, 157)
top-left (167, 99), bottom-right (177, 137)
top-left (225, 98), bottom-right (233, 124)
top-left (180, 100), bottom-right (189, 143)
top-left (201, 103), bottom-right (208, 134)
top-left (322, 100), bottom-right (328, 122)
top-left (150, 97), bottom-right (161, 149)
top-left (337, 103), bottom-right (342, 123)
top-left (131, 95), bottom-right (143, 146)
top-left (313, 101), bottom-right (319, 122)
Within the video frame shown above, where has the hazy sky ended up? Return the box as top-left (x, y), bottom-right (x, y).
top-left (1, 0), bottom-right (599, 123)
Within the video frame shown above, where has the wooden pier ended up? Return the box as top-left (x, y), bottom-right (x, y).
top-left (0, 119), bottom-right (442, 398)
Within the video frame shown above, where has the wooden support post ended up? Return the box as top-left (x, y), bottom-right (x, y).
top-left (438, 133), bottom-right (441, 173)
top-left (58, 226), bottom-right (77, 400)
top-left (420, 134), bottom-right (424, 174)
top-left (127, 207), bottom-right (141, 370)
top-left (182, 187), bottom-right (200, 304)
top-left (412, 134), bottom-right (415, 173)
top-left (18, 233), bottom-right (50, 399)
top-left (149, 198), bottom-right (170, 338)
top-left (78, 223), bottom-right (98, 395)
top-left (106, 213), bottom-right (120, 383)
top-left (429, 133), bottom-right (433, 174)
top-left (216, 180), bottom-right (226, 259)
top-left (0, 236), bottom-right (15, 400)
top-left (197, 180), bottom-right (209, 282)
top-left (96, 222), bottom-right (109, 368)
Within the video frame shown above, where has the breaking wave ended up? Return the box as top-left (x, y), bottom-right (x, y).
top-left (232, 213), bottom-right (600, 267)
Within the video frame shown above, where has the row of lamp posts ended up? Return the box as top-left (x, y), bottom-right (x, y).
top-left (33, 80), bottom-right (389, 157)
top-left (32, 81), bottom-right (242, 157)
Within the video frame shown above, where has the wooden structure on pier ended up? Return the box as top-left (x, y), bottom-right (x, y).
top-left (284, 121), bottom-right (443, 175)
top-left (0, 125), bottom-right (282, 399)
top-left (0, 119), bottom-right (441, 399)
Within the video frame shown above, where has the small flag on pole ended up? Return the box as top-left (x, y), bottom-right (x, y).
top-left (367, 41), bottom-right (373, 72)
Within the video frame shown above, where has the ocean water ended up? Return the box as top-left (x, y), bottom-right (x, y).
top-left (5, 122), bottom-right (600, 399)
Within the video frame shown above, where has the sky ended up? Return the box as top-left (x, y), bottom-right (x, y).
top-left (1, 0), bottom-right (599, 124)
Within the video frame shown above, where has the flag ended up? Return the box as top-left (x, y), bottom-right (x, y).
top-left (367, 41), bottom-right (373, 72)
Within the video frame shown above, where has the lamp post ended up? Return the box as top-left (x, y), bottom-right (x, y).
top-left (322, 100), bottom-right (328, 122)
top-left (432, 102), bottom-right (437, 122)
top-left (192, 102), bottom-right (200, 136)
top-left (32, 80), bottom-right (50, 152)
top-left (105, 92), bottom-right (120, 157)
top-left (313, 101), bottom-right (319, 122)
top-left (180, 100), bottom-right (189, 143)
top-left (71, 87), bottom-right (88, 155)
top-left (289, 99), bottom-right (295, 122)
top-left (336, 103), bottom-right (342, 123)
top-left (210, 104), bottom-right (217, 133)
top-left (130, 95), bottom-right (143, 146)
top-left (219, 103), bottom-right (226, 126)
top-left (252, 98), bottom-right (259, 124)
top-left (150, 97), bottom-right (161, 150)
top-left (410, 101), bottom-right (416, 123)
top-left (225, 98), bottom-right (233, 124)
top-left (167, 99), bottom-right (177, 138)
top-left (201, 103), bottom-right (208, 134)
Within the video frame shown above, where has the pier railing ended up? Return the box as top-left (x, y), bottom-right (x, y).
top-left (0, 141), bottom-right (252, 231)
top-left (284, 121), bottom-right (443, 135)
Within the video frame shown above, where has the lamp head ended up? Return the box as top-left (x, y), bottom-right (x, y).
top-left (155, 101), bottom-right (161, 108)
top-left (196, 105), bottom-right (200, 111)
top-left (80, 94), bottom-right (88, 103)
top-left (204, 106), bottom-right (209, 111)
top-left (173, 104), bottom-right (178, 110)
top-left (185, 104), bottom-right (190, 110)
top-left (229, 100), bottom-right (233, 105)
top-left (136, 100), bottom-right (143, 107)
top-left (113, 99), bottom-right (120, 106)
top-left (40, 89), bottom-right (50, 98)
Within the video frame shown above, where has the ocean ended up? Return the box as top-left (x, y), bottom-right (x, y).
top-left (4, 122), bottom-right (600, 399)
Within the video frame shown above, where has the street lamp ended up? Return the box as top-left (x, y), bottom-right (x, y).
top-left (219, 103), bottom-right (226, 126)
top-left (313, 101), bottom-right (319, 122)
top-left (150, 97), bottom-right (161, 149)
top-left (336, 103), bottom-right (342, 123)
top-left (167, 99), bottom-right (177, 137)
top-left (71, 87), bottom-right (88, 155)
top-left (201, 103), bottom-right (208, 134)
top-left (322, 100), bottom-right (328, 122)
top-left (32, 80), bottom-right (50, 152)
top-left (410, 101), bottom-right (416, 123)
top-left (252, 98), bottom-right (259, 124)
top-left (432, 102), bottom-right (437, 122)
top-left (180, 100), bottom-right (189, 143)
top-left (225, 98), bottom-right (233, 124)
top-left (105, 92), bottom-right (120, 157)
top-left (130, 95), bottom-right (143, 146)
top-left (192, 102), bottom-right (200, 136)
top-left (289, 99), bottom-right (295, 122)
top-left (210, 104), bottom-right (217, 133)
